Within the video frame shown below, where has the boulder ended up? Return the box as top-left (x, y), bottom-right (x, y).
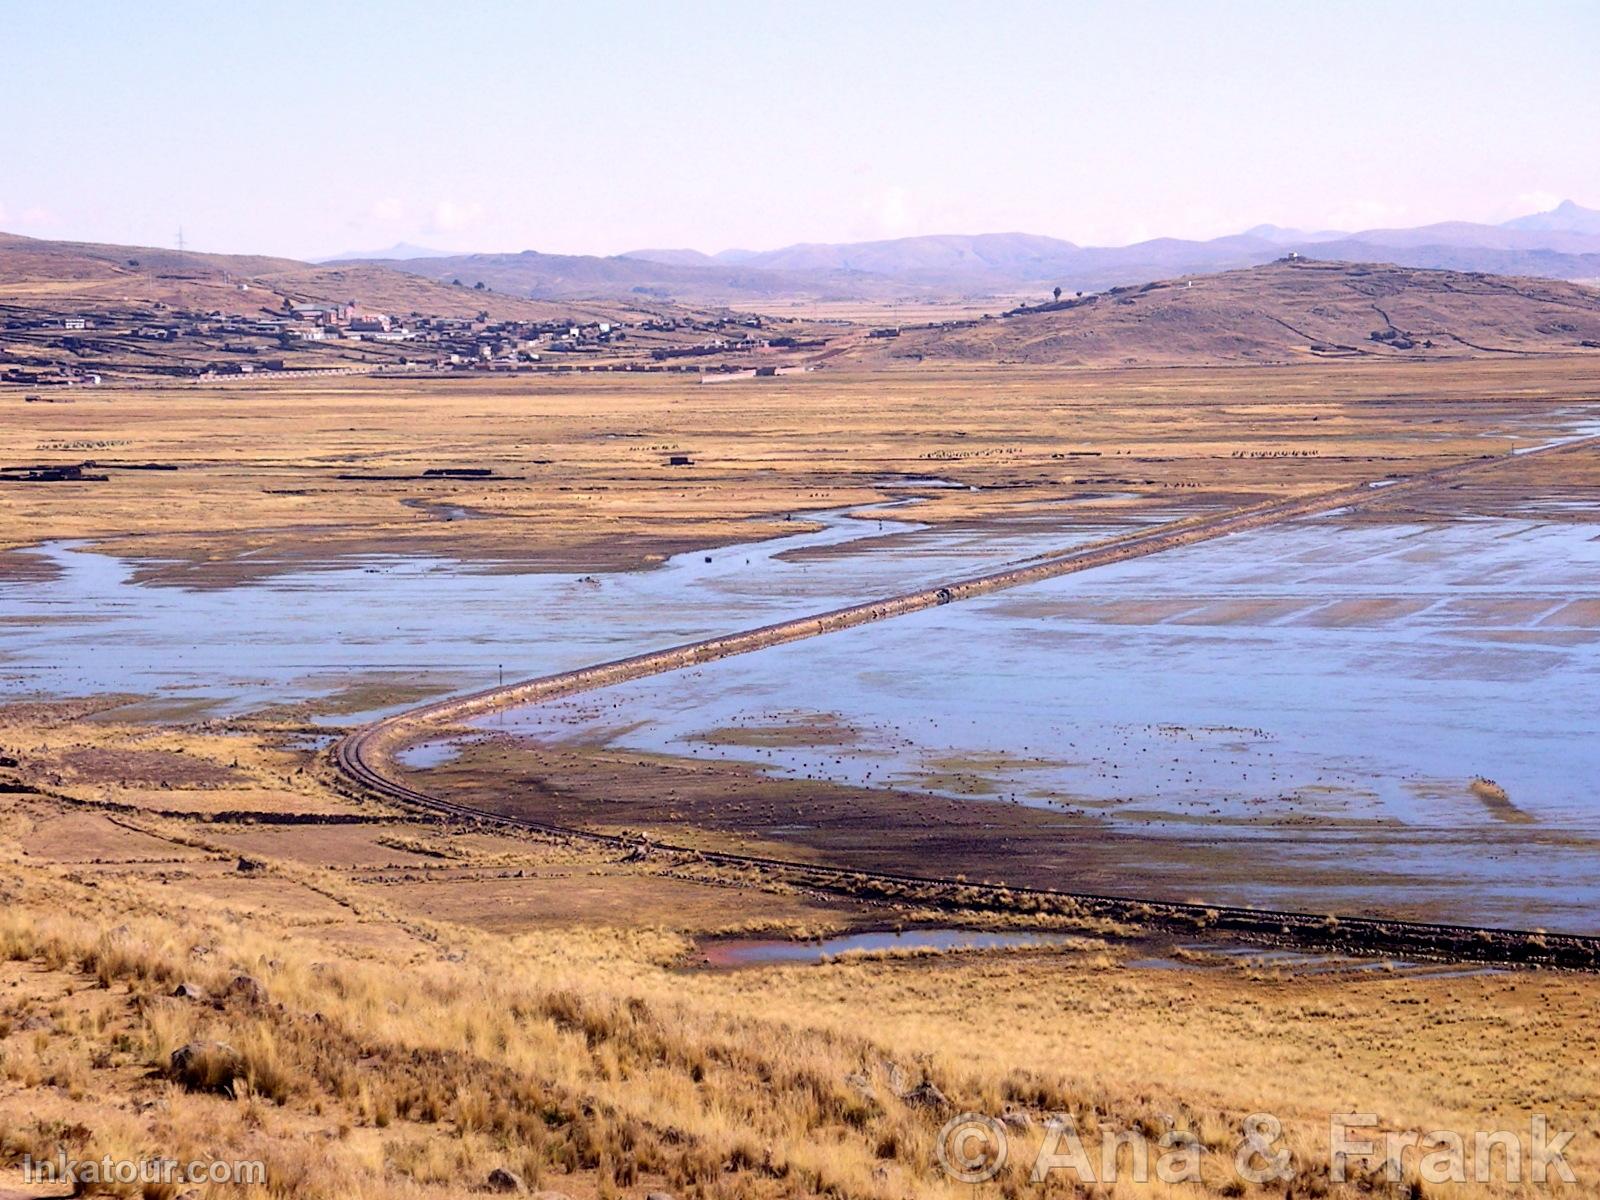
top-left (172, 981), bottom-right (206, 1001)
top-left (880, 1058), bottom-right (910, 1095)
top-left (225, 974), bottom-right (267, 1004)
top-left (902, 1081), bottom-right (950, 1110)
top-left (484, 1167), bottom-right (526, 1193)
top-left (168, 1041), bottom-right (241, 1094)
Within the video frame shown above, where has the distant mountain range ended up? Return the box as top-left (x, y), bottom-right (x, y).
top-left (1501, 199), bottom-right (1600, 237)
top-left (335, 200), bottom-right (1600, 305)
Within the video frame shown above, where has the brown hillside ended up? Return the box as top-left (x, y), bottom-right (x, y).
top-left (0, 231), bottom-right (652, 324)
top-left (851, 258), bottom-right (1600, 366)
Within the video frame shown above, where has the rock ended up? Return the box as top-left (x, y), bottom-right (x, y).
top-left (646, 1193), bottom-right (674, 1200)
top-left (880, 1058), bottom-right (911, 1096)
top-left (171, 981), bottom-right (206, 1001)
top-left (484, 1167), bottom-right (527, 1193)
top-left (225, 974), bottom-right (267, 1004)
top-left (902, 1081), bottom-right (950, 1110)
top-left (168, 1041), bottom-right (241, 1094)
top-left (17, 1013), bottom-right (53, 1032)
top-left (844, 1071), bottom-right (875, 1100)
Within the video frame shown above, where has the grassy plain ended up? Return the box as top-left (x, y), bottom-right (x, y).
top-left (4, 359), bottom-right (1597, 584)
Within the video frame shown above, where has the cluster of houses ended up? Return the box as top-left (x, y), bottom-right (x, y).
top-left (0, 295), bottom-right (829, 385)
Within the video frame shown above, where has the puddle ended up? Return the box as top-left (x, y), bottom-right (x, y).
top-left (701, 928), bottom-right (1085, 967)
top-left (280, 732), bottom-right (340, 753)
top-left (394, 738), bottom-right (466, 769)
top-left (399, 498), bottom-right (491, 522)
top-left (871, 475), bottom-right (975, 490)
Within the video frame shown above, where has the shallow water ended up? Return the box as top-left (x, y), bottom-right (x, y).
top-left (0, 503), bottom-right (1142, 720)
top-left (393, 738), bottom-right (466, 769)
top-left (494, 516), bottom-right (1600, 824)
top-left (488, 512), bottom-right (1600, 930)
top-left (7, 425), bottom-right (1597, 929)
top-left (700, 927), bottom-right (1084, 967)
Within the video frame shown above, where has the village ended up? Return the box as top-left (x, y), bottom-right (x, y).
top-left (0, 294), bottom-right (816, 387)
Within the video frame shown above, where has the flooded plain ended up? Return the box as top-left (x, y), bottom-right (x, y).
top-left (484, 507), bottom-right (1600, 931)
top-left (0, 501), bottom-right (1154, 719)
top-left (5, 435), bottom-right (1597, 931)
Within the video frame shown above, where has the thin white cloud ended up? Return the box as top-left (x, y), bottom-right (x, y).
top-left (2, 204), bottom-right (59, 232)
top-left (872, 186), bottom-right (913, 237)
top-left (369, 196), bottom-right (405, 223)
top-left (1321, 200), bottom-right (1411, 233)
top-left (427, 199), bottom-right (486, 235)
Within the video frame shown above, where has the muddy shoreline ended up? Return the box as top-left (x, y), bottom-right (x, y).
top-left (334, 759), bottom-right (1600, 970)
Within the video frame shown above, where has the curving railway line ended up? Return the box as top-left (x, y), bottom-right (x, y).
top-left (333, 434), bottom-right (1600, 969)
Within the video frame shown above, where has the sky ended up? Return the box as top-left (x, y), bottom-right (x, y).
top-left (4, 0), bottom-right (1598, 260)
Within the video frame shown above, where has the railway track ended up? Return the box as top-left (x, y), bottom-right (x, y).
top-left (333, 434), bottom-right (1600, 969)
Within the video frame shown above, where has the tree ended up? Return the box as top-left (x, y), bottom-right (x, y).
top-left (1053, 286), bottom-right (1063, 302)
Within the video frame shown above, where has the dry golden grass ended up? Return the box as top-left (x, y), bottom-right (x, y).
top-left (5, 359), bottom-right (1597, 582)
top-left (0, 714), bottom-right (1595, 1198)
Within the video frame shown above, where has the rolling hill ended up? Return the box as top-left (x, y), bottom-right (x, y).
top-left (335, 247), bottom-right (921, 305)
top-left (0, 232), bottom-right (651, 324)
top-left (846, 259), bottom-right (1600, 367)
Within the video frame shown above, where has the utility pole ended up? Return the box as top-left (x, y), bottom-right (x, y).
top-left (177, 227), bottom-right (186, 254)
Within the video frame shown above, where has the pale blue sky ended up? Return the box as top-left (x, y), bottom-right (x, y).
top-left (4, 0), bottom-right (1597, 259)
